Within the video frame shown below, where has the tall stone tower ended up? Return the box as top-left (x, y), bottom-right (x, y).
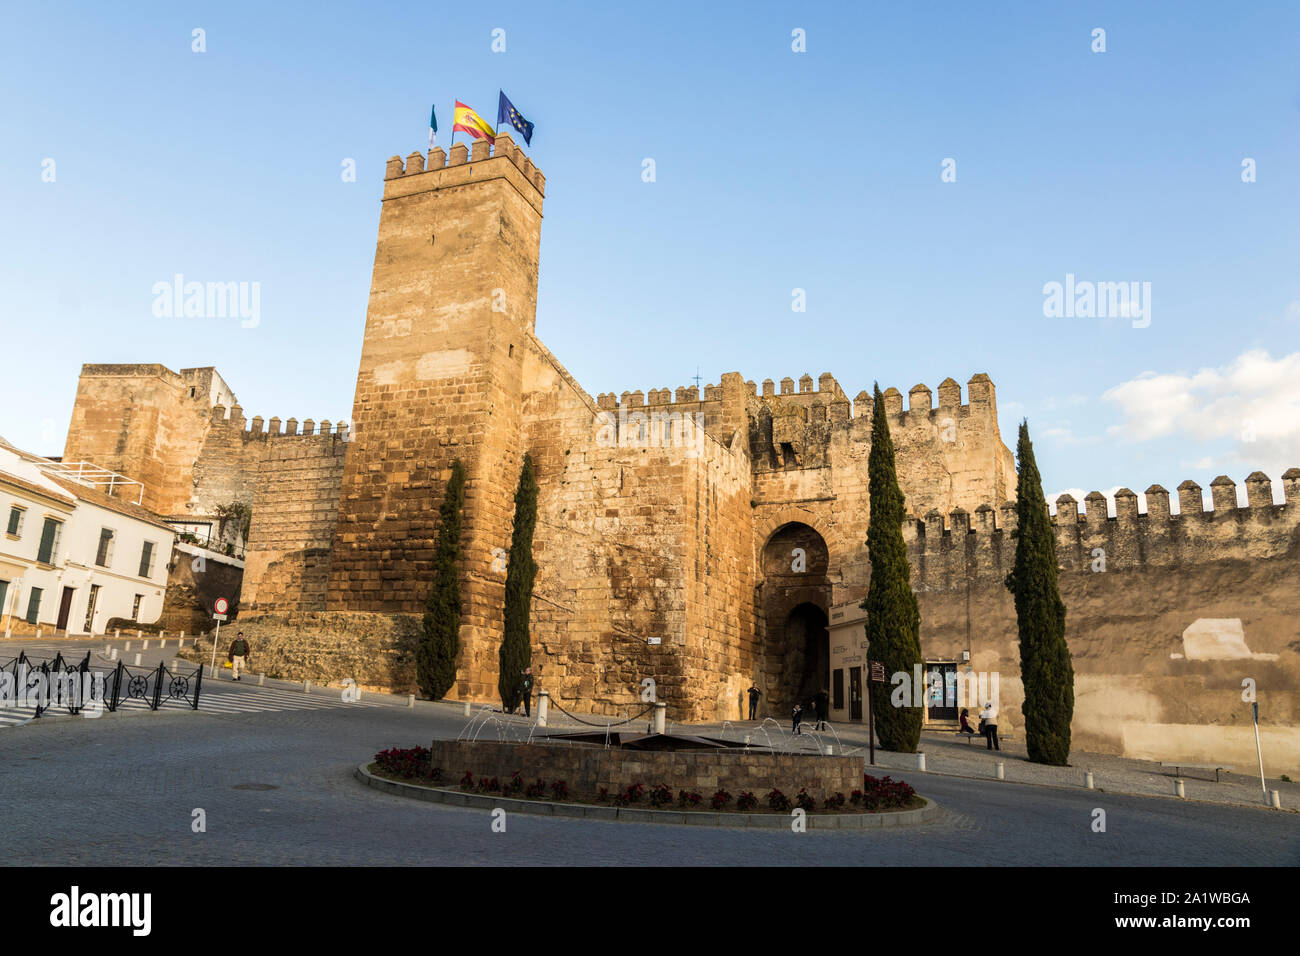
top-left (326, 133), bottom-right (546, 699)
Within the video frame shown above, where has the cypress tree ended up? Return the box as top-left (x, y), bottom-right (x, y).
top-left (860, 383), bottom-right (924, 752)
top-left (499, 454), bottom-right (538, 712)
top-left (417, 459), bottom-right (466, 699)
top-left (1004, 421), bottom-right (1074, 765)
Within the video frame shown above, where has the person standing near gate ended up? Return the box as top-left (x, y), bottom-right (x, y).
top-left (228, 632), bottom-right (250, 681)
top-left (747, 683), bottom-right (761, 720)
top-left (979, 701), bottom-right (999, 751)
top-left (520, 666), bottom-right (534, 717)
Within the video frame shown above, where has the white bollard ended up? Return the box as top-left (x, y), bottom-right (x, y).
top-left (917, 753), bottom-right (927, 772)
top-left (463, 701), bottom-right (471, 717)
top-left (172, 659), bottom-right (178, 670)
top-left (653, 701), bottom-right (666, 734)
top-left (36, 627), bottom-right (42, 639)
top-left (407, 694), bottom-right (415, 708)
top-left (134, 653), bottom-right (142, 666)
top-left (124, 641), bottom-right (131, 651)
top-left (1175, 779), bottom-right (1186, 799)
top-left (143, 639), bottom-right (149, 650)
top-left (258, 673), bottom-right (265, 686)
top-left (1085, 771), bottom-right (1095, 789)
top-left (1269, 789), bottom-right (1280, 809)
top-left (825, 745), bottom-right (833, 756)
top-left (180, 631), bottom-right (186, 644)
top-left (995, 762), bottom-right (1005, 781)
top-left (304, 680), bottom-right (311, 694)
top-left (210, 664), bottom-right (219, 679)
top-left (136, 630), bottom-right (142, 640)
top-left (159, 638), bottom-right (166, 649)
top-left (114, 629), bottom-right (120, 640)
top-left (110, 648), bottom-right (118, 660)
top-left (104, 644), bottom-right (111, 654)
top-left (537, 690), bottom-right (549, 727)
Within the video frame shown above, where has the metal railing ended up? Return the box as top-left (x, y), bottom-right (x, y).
top-left (0, 650), bottom-right (204, 717)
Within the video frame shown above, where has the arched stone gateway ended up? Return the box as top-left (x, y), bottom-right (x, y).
top-left (757, 522), bottom-right (831, 718)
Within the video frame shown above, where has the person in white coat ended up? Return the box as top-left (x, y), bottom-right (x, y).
top-left (979, 702), bottom-right (999, 751)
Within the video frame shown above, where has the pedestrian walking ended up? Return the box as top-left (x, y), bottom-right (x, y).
top-left (979, 701), bottom-right (999, 751)
top-left (747, 683), bottom-right (761, 720)
top-left (520, 666), bottom-right (534, 717)
top-left (814, 689), bottom-right (829, 730)
top-left (791, 702), bottom-right (802, 735)
top-left (228, 632), bottom-right (250, 681)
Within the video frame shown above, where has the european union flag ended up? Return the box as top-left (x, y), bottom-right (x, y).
top-left (497, 91), bottom-right (534, 146)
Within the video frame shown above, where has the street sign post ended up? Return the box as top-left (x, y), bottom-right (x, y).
top-left (209, 597), bottom-right (230, 676)
top-left (1252, 701), bottom-right (1266, 797)
top-left (867, 660), bottom-right (886, 767)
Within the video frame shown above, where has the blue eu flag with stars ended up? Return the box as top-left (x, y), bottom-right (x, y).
top-left (497, 91), bottom-right (534, 146)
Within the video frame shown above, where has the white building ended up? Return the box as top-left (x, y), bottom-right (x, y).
top-left (0, 438), bottom-right (174, 637)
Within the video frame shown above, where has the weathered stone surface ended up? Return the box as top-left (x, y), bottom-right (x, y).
top-left (424, 739), bottom-right (861, 801)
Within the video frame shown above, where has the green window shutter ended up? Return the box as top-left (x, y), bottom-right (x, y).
top-left (6, 508), bottom-right (20, 535)
top-left (139, 541), bottom-right (154, 578)
top-left (26, 587), bottom-right (42, 625)
top-left (96, 528), bottom-right (114, 567)
top-left (0, 580), bottom-right (8, 616)
top-left (37, 519), bottom-right (58, 564)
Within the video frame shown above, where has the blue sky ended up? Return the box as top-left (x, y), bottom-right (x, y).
top-left (2, 1), bottom-right (1297, 508)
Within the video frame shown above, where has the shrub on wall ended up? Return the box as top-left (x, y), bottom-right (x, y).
top-left (418, 459), bottom-right (466, 700)
top-left (861, 383), bottom-right (924, 752)
top-left (1005, 422), bottom-right (1075, 766)
top-left (499, 454), bottom-right (538, 712)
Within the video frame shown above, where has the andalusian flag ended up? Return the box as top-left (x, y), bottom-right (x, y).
top-left (428, 104), bottom-right (438, 150)
top-left (452, 100), bottom-right (495, 144)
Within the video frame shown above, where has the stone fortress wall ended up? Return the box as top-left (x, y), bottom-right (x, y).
top-left (906, 469), bottom-right (1300, 767)
top-left (55, 133), bottom-right (1299, 768)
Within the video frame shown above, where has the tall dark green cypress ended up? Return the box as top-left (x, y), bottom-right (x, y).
top-left (860, 383), bottom-right (924, 752)
top-left (417, 459), bottom-right (466, 699)
top-left (499, 454), bottom-right (538, 712)
top-left (1004, 421), bottom-right (1074, 765)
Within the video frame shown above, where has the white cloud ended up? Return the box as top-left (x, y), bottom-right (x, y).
top-left (1101, 349), bottom-right (1300, 489)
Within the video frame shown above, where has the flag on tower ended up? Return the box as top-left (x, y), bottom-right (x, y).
top-left (497, 91), bottom-right (534, 145)
top-left (428, 104), bottom-right (438, 150)
top-left (452, 100), bottom-right (496, 144)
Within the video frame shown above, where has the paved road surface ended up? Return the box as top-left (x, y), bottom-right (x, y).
top-left (1, 684), bottom-right (1294, 866)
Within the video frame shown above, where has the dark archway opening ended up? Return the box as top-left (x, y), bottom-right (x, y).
top-left (757, 522), bottom-right (831, 718)
top-left (786, 602), bottom-right (829, 708)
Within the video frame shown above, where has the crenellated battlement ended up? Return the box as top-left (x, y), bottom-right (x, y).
top-left (210, 404), bottom-right (350, 442)
top-left (907, 467), bottom-right (1300, 591)
top-left (593, 371), bottom-right (1008, 480)
top-left (384, 129), bottom-right (545, 199)
top-left (596, 372), bottom-right (995, 421)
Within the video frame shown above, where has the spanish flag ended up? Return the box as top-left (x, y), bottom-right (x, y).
top-left (452, 101), bottom-right (495, 144)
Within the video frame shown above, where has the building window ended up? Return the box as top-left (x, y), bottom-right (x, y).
top-left (131, 594), bottom-right (143, 621)
top-left (95, 527), bottom-right (116, 568)
top-left (26, 587), bottom-right (42, 625)
top-left (84, 584), bottom-right (101, 632)
top-left (0, 580), bottom-right (8, 620)
top-left (6, 506), bottom-right (25, 537)
top-left (36, 518), bottom-right (62, 564)
top-left (139, 541), bottom-right (155, 578)
top-left (833, 669), bottom-right (844, 710)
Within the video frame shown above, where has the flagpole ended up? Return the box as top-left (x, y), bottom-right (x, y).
top-left (447, 101), bottom-right (456, 157)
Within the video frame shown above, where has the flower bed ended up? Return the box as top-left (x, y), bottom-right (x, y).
top-left (368, 747), bottom-right (922, 814)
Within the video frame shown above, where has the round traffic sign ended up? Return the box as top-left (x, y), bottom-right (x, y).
top-left (214, 597), bottom-right (229, 614)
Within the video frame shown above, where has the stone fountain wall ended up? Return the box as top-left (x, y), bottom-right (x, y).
top-left (425, 740), bottom-right (863, 800)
